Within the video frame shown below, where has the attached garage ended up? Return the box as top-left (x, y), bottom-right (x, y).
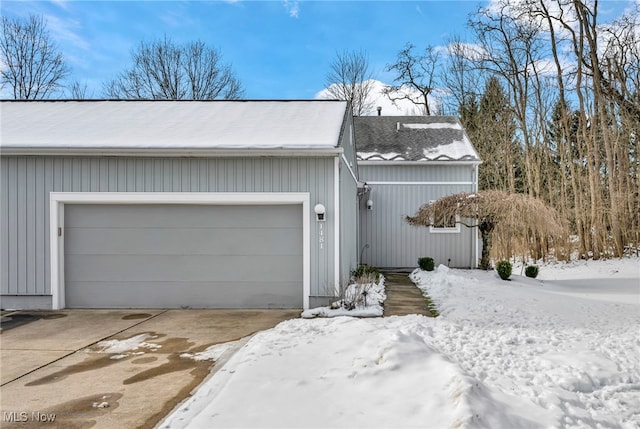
top-left (64, 203), bottom-right (303, 309)
top-left (1, 100), bottom-right (360, 311)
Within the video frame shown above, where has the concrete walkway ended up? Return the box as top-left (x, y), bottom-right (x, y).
top-left (383, 272), bottom-right (435, 317)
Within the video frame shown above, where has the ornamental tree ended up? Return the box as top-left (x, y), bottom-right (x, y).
top-left (406, 190), bottom-right (565, 270)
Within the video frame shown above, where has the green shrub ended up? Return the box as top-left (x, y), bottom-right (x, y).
top-left (496, 260), bottom-right (512, 280)
top-left (418, 257), bottom-right (435, 271)
top-left (525, 265), bottom-right (540, 279)
top-left (350, 264), bottom-right (380, 283)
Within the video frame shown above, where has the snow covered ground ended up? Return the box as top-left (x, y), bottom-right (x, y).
top-left (159, 257), bottom-right (639, 429)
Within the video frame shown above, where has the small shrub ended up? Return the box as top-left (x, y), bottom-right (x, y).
top-left (350, 264), bottom-right (380, 283)
top-left (496, 260), bottom-right (512, 280)
top-left (332, 282), bottom-right (373, 311)
top-left (418, 257), bottom-right (435, 272)
top-left (525, 265), bottom-right (540, 278)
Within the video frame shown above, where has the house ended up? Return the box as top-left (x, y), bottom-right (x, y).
top-left (0, 100), bottom-right (358, 310)
top-left (355, 116), bottom-right (481, 270)
top-left (0, 100), bottom-right (480, 311)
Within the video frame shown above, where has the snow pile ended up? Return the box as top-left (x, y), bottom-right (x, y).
top-left (89, 333), bottom-right (161, 358)
top-left (160, 316), bottom-right (541, 429)
top-left (301, 276), bottom-right (385, 318)
top-left (160, 259), bottom-right (639, 429)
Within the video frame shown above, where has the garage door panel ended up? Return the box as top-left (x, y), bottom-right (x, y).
top-left (66, 205), bottom-right (301, 228)
top-left (66, 254), bottom-right (302, 282)
top-left (66, 281), bottom-right (302, 309)
top-left (64, 203), bottom-right (303, 309)
top-left (65, 227), bottom-right (302, 256)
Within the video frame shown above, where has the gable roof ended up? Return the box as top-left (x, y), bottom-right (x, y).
top-left (354, 116), bottom-right (480, 162)
top-left (0, 100), bottom-right (349, 153)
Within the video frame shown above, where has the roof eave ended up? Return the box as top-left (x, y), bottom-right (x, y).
top-left (0, 147), bottom-right (345, 157)
top-left (357, 159), bottom-right (482, 166)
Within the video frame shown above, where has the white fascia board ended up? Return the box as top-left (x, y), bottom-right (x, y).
top-left (49, 192), bottom-right (311, 310)
top-left (49, 192), bottom-right (310, 205)
top-left (357, 160), bottom-right (482, 166)
top-left (2, 147), bottom-right (344, 158)
top-left (340, 153), bottom-right (358, 184)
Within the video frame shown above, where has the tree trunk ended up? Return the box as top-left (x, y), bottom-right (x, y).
top-left (479, 221), bottom-right (495, 270)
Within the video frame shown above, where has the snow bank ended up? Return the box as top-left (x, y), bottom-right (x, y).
top-left (301, 276), bottom-right (386, 318)
top-left (160, 316), bottom-right (542, 429)
top-left (160, 260), bottom-right (640, 429)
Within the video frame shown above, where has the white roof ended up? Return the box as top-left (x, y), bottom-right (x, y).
top-left (0, 100), bottom-right (348, 151)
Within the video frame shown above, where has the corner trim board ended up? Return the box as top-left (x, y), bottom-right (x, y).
top-left (333, 157), bottom-right (340, 294)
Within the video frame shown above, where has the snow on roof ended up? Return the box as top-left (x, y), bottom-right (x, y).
top-left (401, 122), bottom-right (461, 130)
top-left (354, 116), bottom-right (480, 162)
top-left (0, 100), bottom-right (348, 151)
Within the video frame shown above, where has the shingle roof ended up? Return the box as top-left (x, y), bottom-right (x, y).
top-left (354, 116), bottom-right (480, 162)
top-left (1, 100), bottom-right (348, 151)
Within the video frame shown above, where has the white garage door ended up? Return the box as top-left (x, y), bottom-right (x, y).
top-left (64, 204), bottom-right (303, 308)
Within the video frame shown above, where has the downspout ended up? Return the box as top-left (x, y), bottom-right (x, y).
top-left (473, 164), bottom-right (479, 268)
top-left (334, 156), bottom-right (341, 295)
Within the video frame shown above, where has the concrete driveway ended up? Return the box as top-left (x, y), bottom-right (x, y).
top-left (0, 309), bottom-right (299, 429)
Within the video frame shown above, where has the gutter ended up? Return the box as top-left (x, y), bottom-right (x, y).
top-left (357, 160), bottom-right (482, 166)
top-left (0, 147), bottom-right (345, 158)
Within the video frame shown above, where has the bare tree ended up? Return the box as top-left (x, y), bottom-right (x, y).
top-left (0, 14), bottom-right (69, 99)
top-left (384, 43), bottom-right (441, 115)
top-left (324, 49), bottom-right (375, 116)
top-left (104, 37), bottom-right (243, 100)
top-left (406, 190), bottom-right (566, 269)
top-left (440, 36), bottom-right (484, 115)
top-left (67, 80), bottom-right (91, 99)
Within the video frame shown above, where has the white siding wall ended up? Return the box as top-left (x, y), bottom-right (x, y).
top-left (359, 163), bottom-right (478, 269)
top-left (1, 156), bottom-right (339, 306)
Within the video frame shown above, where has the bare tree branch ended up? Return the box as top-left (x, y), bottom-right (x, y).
top-left (104, 37), bottom-right (244, 100)
top-left (0, 14), bottom-right (69, 99)
top-left (324, 49), bottom-right (375, 116)
top-left (384, 43), bottom-right (442, 115)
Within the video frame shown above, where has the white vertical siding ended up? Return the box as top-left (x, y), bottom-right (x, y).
top-left (359, 163), bottom-right (477, 268)
top-left (1, 156), bottom-right (337, 300)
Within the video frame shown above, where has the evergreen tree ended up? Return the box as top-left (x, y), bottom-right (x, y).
top-left (473, 77), bottom-right (523, 193)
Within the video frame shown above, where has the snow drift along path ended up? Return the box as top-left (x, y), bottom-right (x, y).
top-left (160, 258), bottom-right (639, 429)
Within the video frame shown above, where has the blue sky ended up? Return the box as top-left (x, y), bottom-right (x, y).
top-left (1, 1), bottom-right (488, 98)
top-left (1, 1), bottom-right (632, 99)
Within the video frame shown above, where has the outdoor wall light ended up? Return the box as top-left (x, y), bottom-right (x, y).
top-left (366, 199), bottom-right (373, 211)
top-left (314, 203), bottom-right (326, 221)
